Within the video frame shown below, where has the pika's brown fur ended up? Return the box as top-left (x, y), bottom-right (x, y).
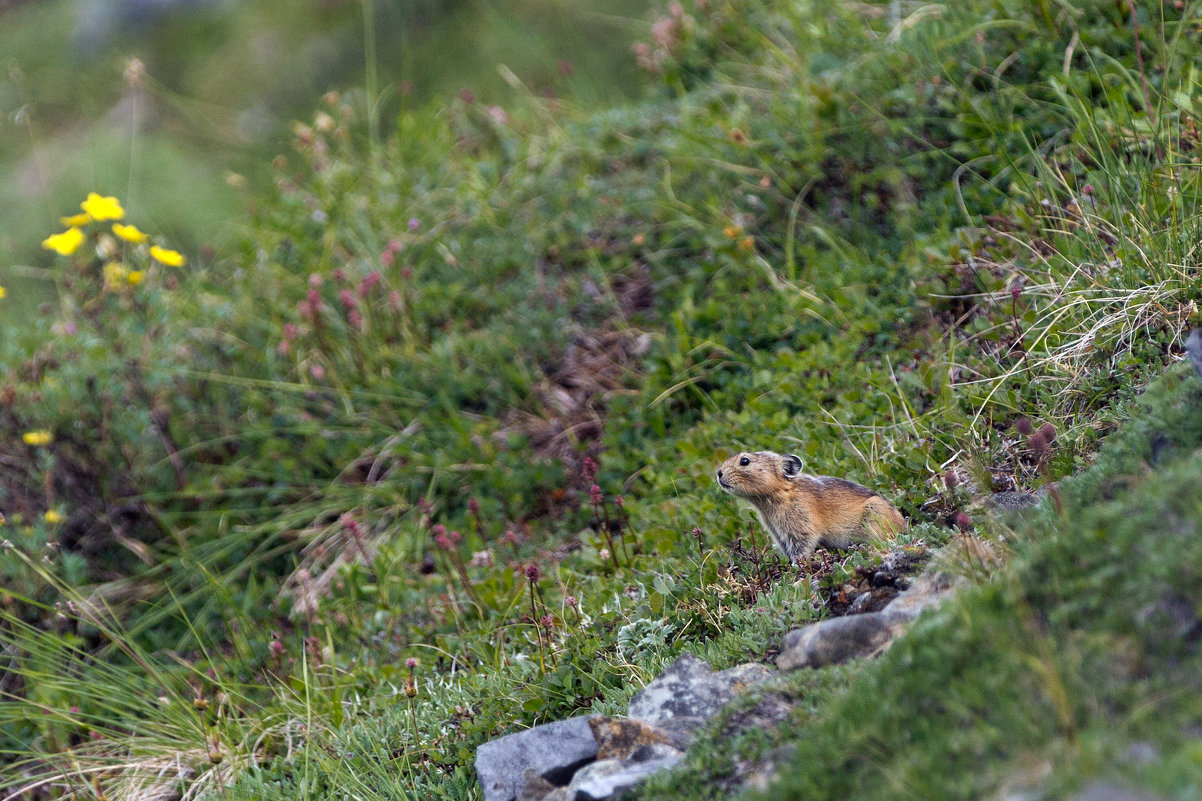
top-left (717, 450), bottom-right (906, 562)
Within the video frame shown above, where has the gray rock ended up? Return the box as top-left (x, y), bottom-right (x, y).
top-left (777, 612), bottom-right (895, 671)
top-left (476, 716), bottom-right (599, 801)
top-left (566, 743), bottom-right (684, 800)
top-left (1185, 328), bottom-right (1202, 381)
top-left (1066, 782), bottom-right (1167, 801)
top-left (714, 662), bottom-right (775, 692)
top-left (653, 715), bottom-right (709, 750)
top-left (627, 654), bottom-right (733, 744)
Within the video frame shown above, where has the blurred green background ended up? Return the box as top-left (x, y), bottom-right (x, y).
top-left (0, 0), bottom-right (648, 325)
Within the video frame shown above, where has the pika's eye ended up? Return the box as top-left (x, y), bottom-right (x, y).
top-left (739, 456), bottom-right (751, 466)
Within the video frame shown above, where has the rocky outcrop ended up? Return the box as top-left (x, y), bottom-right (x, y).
top-left (475, 542), bottom-right (966, 799)
top-left (473, 654), bottom-right (775, 801)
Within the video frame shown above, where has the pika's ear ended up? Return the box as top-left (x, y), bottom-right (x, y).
top-left (781, 453), bottom-right (803, 477)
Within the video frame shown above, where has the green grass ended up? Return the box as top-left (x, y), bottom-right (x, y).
top-left (2, 0), bottom-right (1201, 798)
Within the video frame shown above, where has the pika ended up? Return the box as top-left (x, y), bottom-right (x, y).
top-left (716, 450), bottom-right (905, 562)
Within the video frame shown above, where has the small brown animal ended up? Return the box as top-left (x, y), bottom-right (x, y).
top-left (716, 450), bottom-right (905, 562)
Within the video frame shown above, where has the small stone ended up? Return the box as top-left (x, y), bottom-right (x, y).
top-left (475, 716), bottom-right (599, 801)
top-left (848, 591), bottom-right (880, 614)
top-left (777, 612), bottom-right (895, 671)
top-left (566, 744), bottom-right (684, 800)
top-left (588, 717), bottom-right (675, 761)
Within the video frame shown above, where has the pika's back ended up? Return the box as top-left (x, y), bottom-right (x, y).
top-left (716, 450), bottom-right (905, 561)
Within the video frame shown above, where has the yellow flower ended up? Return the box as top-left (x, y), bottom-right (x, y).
top-left (22, 430), bottom-right (53, 446)
top-left (60, 213), bottom-right (92, 228)
top-left (81, 192), bottom-right (125, 221)
top-left (44, 510), bottom-right (63, 524)
top-left (112, 223), bottom-right (148, 243)
top-left (126, 270), bottom-right (145, 285)
top-left (150, 245), bottom-right (186, 267)
top-left (42, 228), bottom-right (85, 256)
top-left (103, 262), bottom-right (129, 289)
top-left (0, 286), bottom-right (6, 300)
top-left (722, 225), bottom-right (742, 239)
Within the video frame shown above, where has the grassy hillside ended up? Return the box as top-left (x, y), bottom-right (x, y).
top-left (2, 0), bottom-right (1200, 798)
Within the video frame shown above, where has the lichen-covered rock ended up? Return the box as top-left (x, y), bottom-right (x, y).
top-left (565, 743), bottom-right (684, 800)
top-left (475, 715), bottom-right (599, 801)
top-left (777, 612), bottom-right (894, 671)
top-left (588, 716), bottom-right (676, 760)
top-left (627, 653), bottom-right (733, 745)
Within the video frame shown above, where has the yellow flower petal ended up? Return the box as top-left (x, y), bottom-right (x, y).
top-left (81, 192), bottom-right (125, 221)
top-left (44, 510), bottom-right (63, 524)
top-left (126, 270), bottom-right (145, 285)
top-left (22, 430), bottom-right (53, 446)
top-left (112, 223), bottom-right (148, 244)
top-left (150, 245), bottom-right (186, 267)
top-left (0, 286), bottom-right (6, 299)
top-left (60, 213), bottom-right (93, 227)
top-left (42, 228), bottom-right (85, 256)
